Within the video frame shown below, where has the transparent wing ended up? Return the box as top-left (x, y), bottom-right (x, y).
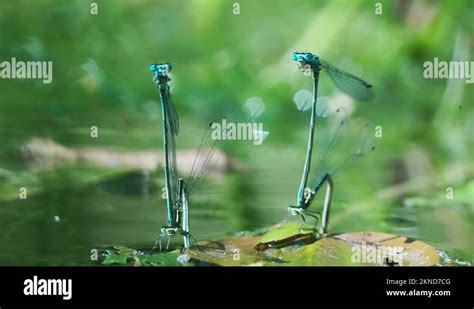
top-left (167, 87), bottom-right (180, 135)
top-left (186, 122), bottom-right (224, 196)
top-left (309, 107), bottom-right (376, 189)
top-left (164, 86), bottom-right (179, 205)
top-left (320, 59), bottom-right (374, 101)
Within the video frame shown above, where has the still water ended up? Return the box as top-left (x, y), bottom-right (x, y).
top-left (0, 143), bottom-right (471, 266)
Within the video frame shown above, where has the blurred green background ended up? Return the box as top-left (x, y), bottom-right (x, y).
top-left (0, 0), bottom-right (472, 265)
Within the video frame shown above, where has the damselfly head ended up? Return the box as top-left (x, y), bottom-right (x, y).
top-left (292, 52), bottom-right (320, 69)
top-left (150, 63), bottom-right (172, 76)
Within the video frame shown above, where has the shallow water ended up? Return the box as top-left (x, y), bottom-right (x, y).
top-left (0, 149), bottom-right (471, 266)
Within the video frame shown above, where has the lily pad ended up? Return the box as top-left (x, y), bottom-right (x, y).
top-left (188, 236), bottom-right (262, 266)
top-left (335, 231), bottom-right (440, 266)
top-left (98, 230), bottom-right (440, 266)
top-left (262, 231), bottom-right (440, 266)
top-left (256, 220), bottom-right (317, 251)
top-left (263, 237), bottom-right (354, 266)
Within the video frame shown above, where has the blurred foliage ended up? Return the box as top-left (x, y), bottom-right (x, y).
top-left (0, 0), bottom-right (472, 265)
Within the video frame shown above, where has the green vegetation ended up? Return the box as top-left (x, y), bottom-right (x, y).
top-left (0, 0), bottom-right (472, 265)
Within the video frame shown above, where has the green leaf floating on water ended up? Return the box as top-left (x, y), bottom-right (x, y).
top-left (262, 231), bottom-right (440, 266)
top-left (262, 237), bottom-right (354, 266)
top-left (188, 236), bottom-right (262, 266)
top-left (256, 220), bottom-right (317, 251)
top-left (334, 232), bottom-right (440, 266)
top-left (99, 227), bottom-right (440, 266)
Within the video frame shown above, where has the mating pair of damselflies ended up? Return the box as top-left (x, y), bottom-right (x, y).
top-left (287, 52), bottom-right (374, 237)
top-left (150, 63), bottom-right (222, 254)
top-left (150, 52), bottom-right (374, 254)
